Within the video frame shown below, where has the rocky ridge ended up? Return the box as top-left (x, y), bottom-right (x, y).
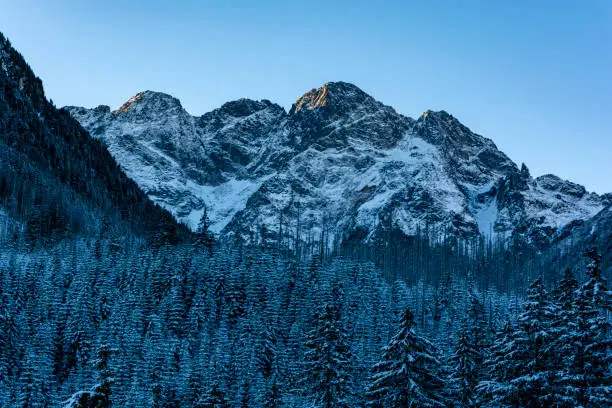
top-left (66, 82), bottom-right (606, 248)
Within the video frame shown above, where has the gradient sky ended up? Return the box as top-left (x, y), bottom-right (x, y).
top-left (1, 0), bottom-right (611, 193)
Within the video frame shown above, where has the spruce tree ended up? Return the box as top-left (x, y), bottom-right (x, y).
top-left (572, 248), bottom-right (612, 407)
top-left (194, 206), bottom-right (214, 255)
top-left (258, 324), bottom-right (283, 406)
top-left (494, 278), bottom-right (559, 407)
top-left (63, 343), bottom-right (117, 408)
top-left (304, 303), bottom-right (353, 408)
top-left (549, 267), bottom-right (580, 407)
top-left (18, 355), bottom-right (37, 408)
top-left (450, 329), bottom-right (480, 407)
top-left (449, 292), bottom-right (488, 407)
top-left (476, 320), bottom-right (515, 406)
top-left (196, 382), bottom-right (230, 408)
top-left (258, 325), bottom-right (277, 380)
top-left (554, 268), bottom-right (579, 311)
top-left (366, 309), bottom-right (446, 408)
top-left (262, 375), bottom-right (283, 408)
top-left (91, 343), bottom-right (117, 407)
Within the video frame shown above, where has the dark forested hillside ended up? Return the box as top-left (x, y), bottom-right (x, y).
top-left (0, 32), bottom-right (189, 245)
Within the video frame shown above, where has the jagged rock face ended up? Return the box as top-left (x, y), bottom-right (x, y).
top-left (66, 82), bottom-right (606, 247)
top-left (288, 82), bottom-right (411, 151)
top-left (68, 92), bottom-right (287, 230)
top-left (549, 204), bottom-right (612, 276)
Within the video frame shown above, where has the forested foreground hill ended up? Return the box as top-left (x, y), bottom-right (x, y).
top-left (0, 32), bottom-right (189, 246)
top-left (0, 238), bottom-right (610, 407)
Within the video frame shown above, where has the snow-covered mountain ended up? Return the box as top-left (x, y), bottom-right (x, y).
top-left (66, 82), bottom-right (606, 247)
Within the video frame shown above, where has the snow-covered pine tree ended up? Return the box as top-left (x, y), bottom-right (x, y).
top-left (549, 267), bottom-right (580, 406)
top-left (262, 375), bottom-right (283, 408)
top-left (476, 319), bottom-right (515, 406)
top-left (572, 248), bottom-right (612, 407)
top-left (497, 277), bottom-right (559, 407)
top-left (450, 330), bottom-right (480, 407)
top-left (449, 292), bottom-right (488, 407)
top-left (366, 309), bottom-right (447, 408)
top-left (91, 343), bottom-right (117, 405)
top-left (19, 322), bottom-right (56, 408)
top-left (257, 324), bottom-right (283, 405)
top-left (554, 268), bottom-right (579, 311)
top-left (194, 205), bottom-right (214, 255)
top-left (18, 352), bottom-right (38, 408)
top-left (195, 382), bottom-right (230, 408)
top-left (0, 281), bottom-right (22, 401)
top-left (303, 303), bottom-right (354, 408)
top-left (258, 324), bottom-right (277, 380)
top-left (63, 343), bottom-right (117, 408)
top-left (226, 269), bottom-right (247, 327)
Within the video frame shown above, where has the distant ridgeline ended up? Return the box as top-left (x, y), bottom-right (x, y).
top-left (68, 81), bottom-right (608, 250)
top-left (0, 32), bottom-right (190, 246)
top-left (66, 70), bottom-right (610, 279)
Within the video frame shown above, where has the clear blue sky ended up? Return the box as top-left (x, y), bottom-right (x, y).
top-left (1, 0), bottom-right (611, 193)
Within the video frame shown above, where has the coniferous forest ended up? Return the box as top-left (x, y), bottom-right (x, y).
top-left (0, 232), bottom-right (610, 407)
top-left (0, 17), bottom-right (611, 408)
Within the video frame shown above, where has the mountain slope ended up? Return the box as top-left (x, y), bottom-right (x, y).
top-left (67, 82), bottom-right (605, 248)
top-left (547, 202), bottom-right (612, 276)
top-left (0, 32), bottom-right (189, 244)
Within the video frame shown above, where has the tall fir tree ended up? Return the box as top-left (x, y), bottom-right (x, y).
top-left (258, 324), bottom-right (283, 406)
top-left (304, 303), bottom-right (354, 408)
top-left (572, 248), bottom-right (612, 407)
top-left (449, 292), bottom-right (488, 407)
top-left (63, 343), bottom-right (117, 408)
top-left (366, 309), bottom-right (447, 408)
top-left (494, 278), bottom-right (559, 407)
top-left (476, 320), bottom-right (515, 406)
top-left (194, 206), bottom-right (214, 256)
top-left (549, 267), bottom-right (580, 407)
top-left (450, 330), bottom-right (480, 407)
top-left (91, 343), bottom-right (117, 407)
top-left (258, 325), bottom-right (277, 380)
top-left (196, 382), bottom-right (230, 408)
top-left (262, 375), bottom-right (283, 408)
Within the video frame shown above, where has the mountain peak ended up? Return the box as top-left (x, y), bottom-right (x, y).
top-left (216, 98), bottom-right (284, 118)
top-left (419, 109), bottom-right (453, 120)
top-left (290, 81), bottom-right (375, 114)
top-left (535, 174), bottom-right (589, 198)
top-left (414, 108), bottom-right (486, 148)
top-left (114, 91), bottom-right (145, 115)
top-left (419, 110), bottom-right (433, 119)
top-left (293, 83), bottom-right (330, 113)
top-left (113, 90), bottom-right (183, 116)
top-left (417, 109), bottom-right (452, 121)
